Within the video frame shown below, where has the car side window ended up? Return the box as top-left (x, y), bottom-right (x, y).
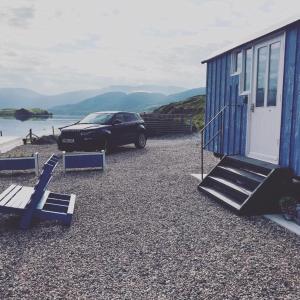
top-left (114, 113), bottom-right (125, 123)
top-left (123, 113), bottom-right (137, 122)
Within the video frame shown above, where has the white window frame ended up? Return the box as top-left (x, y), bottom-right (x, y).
top-left (231, 50), bottom-right (242, 76)
top-left (239, 47), bottom-right (254, 95)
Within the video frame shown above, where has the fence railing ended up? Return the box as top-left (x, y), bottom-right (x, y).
top-left (140, 113), bottom-right (194, 136)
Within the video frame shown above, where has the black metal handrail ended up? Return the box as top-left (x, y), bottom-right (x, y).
top-left (200, 104), bottom-right (244, 181)
top-left (200, 105), bottom-right (227, 181)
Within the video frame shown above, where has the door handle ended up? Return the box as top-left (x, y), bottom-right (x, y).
top-left (250, 103), bottom-right (255, 112)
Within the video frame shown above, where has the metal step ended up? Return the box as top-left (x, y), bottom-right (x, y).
top-left (209, 176), bottom-right (252, 196)
top-left (217, 165), bottom-right (265, 183)
top-left (199, 186), bottom-right (242, 210)
top-left (227, 155), bottom-right (279, 173)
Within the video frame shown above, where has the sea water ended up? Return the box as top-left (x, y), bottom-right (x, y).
top-left (0, 115), bottom-right (81, 137)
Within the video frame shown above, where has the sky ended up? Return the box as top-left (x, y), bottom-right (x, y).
top-left (0, 0), bottom-right (299, 94)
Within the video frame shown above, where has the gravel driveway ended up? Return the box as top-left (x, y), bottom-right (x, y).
top-left (0, 135), bottom-right (299, 299)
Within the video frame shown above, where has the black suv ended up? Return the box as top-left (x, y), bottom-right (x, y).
top-left (57, 111), bottom-right (147, 152)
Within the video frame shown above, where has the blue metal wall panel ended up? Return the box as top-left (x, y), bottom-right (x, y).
top-left (204, 62), bottom-right (211, 145)
top-left (280, 24), bottom-right (300, 176)
top-left (224, 53), bottom-right (232, 155)
top-left (204, 54), bottom-right (247, 156)
top-left (210, 60), bottom-right (217, 152)
top-left (292, 28), bottom-right (300, 175)
top-left (214, 57), bottom-right (221, 152)
top-left (280, 28), bottom-right (298, 168)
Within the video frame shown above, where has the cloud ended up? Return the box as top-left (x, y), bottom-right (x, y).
top-left (0, 0), bottom-right (298, 93)
top-left (9, 6), bottom-right (35, 27)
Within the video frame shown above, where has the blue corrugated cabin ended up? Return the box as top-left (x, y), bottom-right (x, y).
top-left (198, 17), bottom-right (300, 215)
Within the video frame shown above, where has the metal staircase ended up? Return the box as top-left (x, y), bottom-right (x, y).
top-left (198, 155), bottom-right (292, 215)
top-left (198, 105), bottom-right (292, 215)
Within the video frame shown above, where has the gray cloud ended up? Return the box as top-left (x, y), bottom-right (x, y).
top-left (9, 6), bottom-right (35, 27)
top-left (49, 35), bottom-right (101, 53)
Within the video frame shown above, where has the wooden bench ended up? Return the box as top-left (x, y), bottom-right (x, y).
top-left (0, 154), bottom-right (76, 229)
top-left (62, 151), bottom-right (105, 172)
top-left (0, 152), bottom-right (39, 175)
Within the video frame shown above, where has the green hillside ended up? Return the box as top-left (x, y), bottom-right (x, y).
top-left (153, 95), bottom-right (206, 130)
top-left (49, 88), bottom-right (205, 115)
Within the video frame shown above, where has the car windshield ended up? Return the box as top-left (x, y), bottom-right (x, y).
top-left (79, 113), bottom-right (114, 125)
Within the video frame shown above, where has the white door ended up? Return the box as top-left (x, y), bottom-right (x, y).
top-left (247, 34), bottom-right (285, 164)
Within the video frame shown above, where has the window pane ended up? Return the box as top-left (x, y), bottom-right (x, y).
top-left (267, 42), bottom-right (280, 106)
top-left (244, 48), bottom-right (252, 91)
top-left (232, 51), bottom-right (242, 73)
top-left (237, 51), bottom-right (242, 73)
top-left (256, 46), bottom-right (267, 107)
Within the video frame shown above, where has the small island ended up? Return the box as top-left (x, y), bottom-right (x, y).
top-left (0, 108), bottom-right (52, 120)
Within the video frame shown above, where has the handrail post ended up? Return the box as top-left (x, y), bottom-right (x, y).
top-left (220, 111), bottom-right (224, 154)
top-left (201, 130), bottom-right (204, 181)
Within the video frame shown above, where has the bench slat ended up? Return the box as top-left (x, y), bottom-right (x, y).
top-left (0, 184), bottom-right (17, 201)
top-left (5, 186), bottom-right (34, 209)
top-left (0, 185), bottom-right (22, 206)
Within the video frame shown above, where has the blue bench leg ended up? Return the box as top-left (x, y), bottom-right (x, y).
top-left (19, 211), bottom-right (34, 229)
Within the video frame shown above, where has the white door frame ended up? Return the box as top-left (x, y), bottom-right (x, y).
top-left (245, 32), bottom-right (286, 164)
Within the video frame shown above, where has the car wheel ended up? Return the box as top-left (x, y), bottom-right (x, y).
top-left (135, 133), bottom-right (147, 149)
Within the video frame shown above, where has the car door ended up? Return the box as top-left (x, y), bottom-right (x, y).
top-left (110, 113), bottom-right (128, 145)
top-left (123, 113), bottom-right (138, 143)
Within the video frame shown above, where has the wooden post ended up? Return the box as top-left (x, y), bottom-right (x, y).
top-left (52, 126), bottom-right (55, 135)
top-left (29, 129), bottom-right (32, 143)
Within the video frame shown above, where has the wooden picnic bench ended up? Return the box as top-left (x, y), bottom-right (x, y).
top-left (0, 154), bottom-right (76, 229)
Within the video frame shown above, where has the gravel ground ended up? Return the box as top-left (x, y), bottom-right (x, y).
top-left (0, 135), bottom-right (299, 299)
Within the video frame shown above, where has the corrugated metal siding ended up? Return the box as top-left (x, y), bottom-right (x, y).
top-left (204, 54), bottom-right (247, 156)
top-left (280, 24), bottom-right (300, 175)
top-left (204, 22), bottom-right (300, 176)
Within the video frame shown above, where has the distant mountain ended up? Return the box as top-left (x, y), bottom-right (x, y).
top-left (0, 85), bottom-right (188, 109)
top-left (99, 85), bottom-right (185, 95)
top-left (42, 89), bottom-right (103, 108)
top-left (0, 88), bottom-right (43, 108)
top-left (50, 92), bottom-right (167, 115)
top-left (0, 88), bottom-right (103, 109)
top-left (50, 87), bottom-right (205, 115)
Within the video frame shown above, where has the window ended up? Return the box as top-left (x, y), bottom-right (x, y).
top-left (256, 46), bottom-right (268, 107)
top-left (267, 42), bottom-right (280, 106)
top-left (254, 41), bottom-right (281, 108)
top-left (115, 113), bottom-right (126, 123)
top-left (243, 48), bottom-right (252, 92)
top-left (79, 113), bottom-right (114, 125)
top-left (123, 113), bottom-right (137, 122)
top-left (232, 51), bottom-right (242, 74)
